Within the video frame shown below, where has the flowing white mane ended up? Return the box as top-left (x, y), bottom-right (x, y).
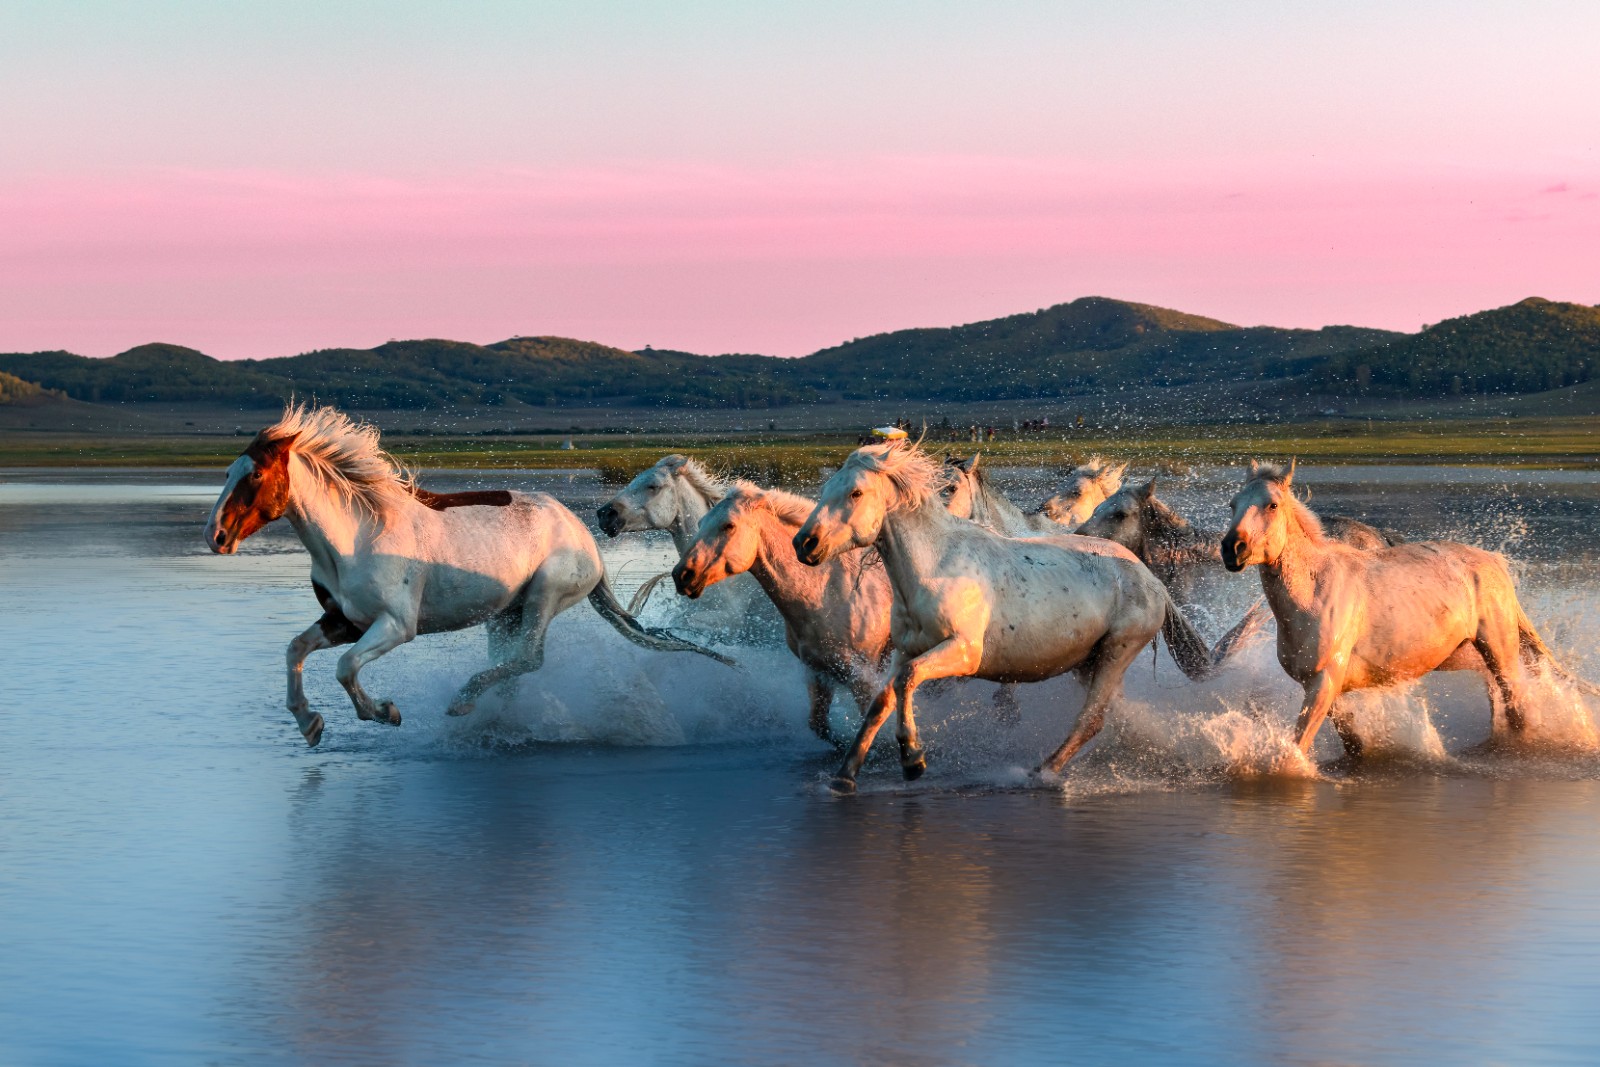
top-left (1070, 455), bottom-right (1124, 493)
top-left (264, 403), bottom-right (415, 516)
top-left (660, 454), bottom-right (729, 505)
top-left (842, 441), bottom-right (949, 509)
top-left (727, 480), bottom-right (816, 526)
top-left (1247, 461), bottom-right (1325, 540)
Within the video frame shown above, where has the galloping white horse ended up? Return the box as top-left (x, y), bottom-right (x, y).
top-left (1221, 460), bottom-right (1590, 760)
top-left (1042, 455), bottom-right (1127, 528)
top-left (671, 482), bottom-right (893, 744)
top-left (596, 453), bottom-right (779, 635)
top-left (206, 405), bottom-right (730, 746)
top-left (793, 441), bottom-right (1218, 793)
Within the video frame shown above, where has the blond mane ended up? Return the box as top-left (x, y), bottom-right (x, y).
top-left (1249, 462), bottom-right (1325, 541)
top-left (262, 403), bottom-right (415, 516)
top-left (667, 454), bottom-right (730, 505)
top-left (1070, 455), bottom-right (1125, 492)
top-left (841, 441), bottom-right (949, 509)
top-left (727, 480), bottom-right (816, 526)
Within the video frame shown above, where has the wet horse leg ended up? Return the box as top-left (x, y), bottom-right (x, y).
top-left (335, 614), bottom-right (412, 726)
top-left (892, 637), bottom-right (983, 781)
top-left (1474, 618), bottom-right (1527, 734)
top-left (285, 610), bottom-right (362, 746)
top-left (805, 670), bottom-right (840, 746)
top-left (1291, 668), bottom-right (1345, 755)
top-left (992, 683), bottom-right (1021, 727)
top-left (832, 654), bottom-right (903, 794)
top-left (1036, 633), bottom-right (1144, 775)
top-left (447, 582), bottom-right (561, 717)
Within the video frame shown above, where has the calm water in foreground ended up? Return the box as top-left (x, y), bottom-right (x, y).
top-left (3, 466), bottom-right (1600, 1066)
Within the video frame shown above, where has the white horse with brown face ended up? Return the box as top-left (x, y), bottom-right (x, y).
top-left (793, 441), bottom-right (1218, 793)
top-left (1221, 460), bottom-right (1590, 761)
top-left (671, 482), bottom-right (893, 744)
top-left (206, 405), bottom-right (730, 746)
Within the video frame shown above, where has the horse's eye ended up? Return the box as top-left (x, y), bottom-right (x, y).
top-left (722, 523), bottom-right (735, 534)
top-left (850, 489), bottom-right (863, 500)
top-left (1114, 511), bottom-right (1127, 520)
top-left (1268, 502), bottom-right (1279, 511)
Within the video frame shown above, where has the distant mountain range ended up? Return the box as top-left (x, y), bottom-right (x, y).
top-left (2, 296), bottom-right (1596, 411)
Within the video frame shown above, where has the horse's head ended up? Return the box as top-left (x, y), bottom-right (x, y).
top-left (795, 441), bottom-right (940, 565)
top-left (940, 454), bottom-right (981, 520)
top-left (1042, 457), bottom-right (1126, 529)
top-left (596, 454), bottom-right (694, 537)
top-left (1077, 478), bottom-right (1156, 552)
top-left (672, 488), bottom-right (760, 599)
top-left (206, 430), bottom-right (298, 554)
top-left (1221, 460), bottom-right (1298, 571)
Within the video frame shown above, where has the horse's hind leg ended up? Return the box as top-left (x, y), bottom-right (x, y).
top-left (335, 614), bottom-right (412, 727)
top-left (992, 683), bottom-right (1021, 727)
top-left (286, 611), bottom-right (361, 746)
top-left (1474, 621), bottom-right (1528, 734)
top-left (1038, 633), bottom-right (1145, 775)
top-left (447, 581), bottom-right (566, 717)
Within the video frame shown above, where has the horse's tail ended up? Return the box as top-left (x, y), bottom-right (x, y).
top-left (1161, 594), bottom-right (1270, 682)
top-left (627, 570), bottom-right (674, 616)
top-left (1517, 606), bottom-right (1600, 697)
top-left (588, 573), bottom-right (737, 667)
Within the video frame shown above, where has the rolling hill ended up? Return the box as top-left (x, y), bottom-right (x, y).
top-left (0, 295), bottom-right (1593, 412)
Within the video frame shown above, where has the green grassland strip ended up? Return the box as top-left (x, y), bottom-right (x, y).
top-left (0, 418), bottom-right (1595, 472)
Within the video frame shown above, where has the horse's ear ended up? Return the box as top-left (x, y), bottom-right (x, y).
top-left (960, 454), bottom-right (980, 473)
top-left (250, 430), bottom-right (298, 464)
top-left (1136, 477), bottom-right (1156, 500)
top-left (1284, 457), bottom-right (1297, 487)
top-left (660, 454), bottom-right (688, 471)
top-left (1107, 462), bottom-right (1128, 487)
top-left (1248, 459), bottom-right (1262, 478)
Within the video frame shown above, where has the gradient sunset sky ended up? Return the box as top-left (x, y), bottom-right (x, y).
top-left (2, 0), bottom-right (1597, 359)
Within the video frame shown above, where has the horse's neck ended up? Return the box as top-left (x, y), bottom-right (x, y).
top-left (748, 511), bottom-right (834, 622)
top-left (877, 503), bottom-right (951, 605)
top-left (1261, 522), bottom-right (1327, 618)
top-left (284, 458), bottom-right (378, 573)
top-left (666, 480), bottom-right (717, 554)
top-left (1145, 506), bottom-right (1219, 569)
top-left (980, 479), bottom-right (1034, 533)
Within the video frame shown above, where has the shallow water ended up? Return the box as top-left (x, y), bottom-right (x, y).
top-left (3, 466), bottom-right (1600, 1065)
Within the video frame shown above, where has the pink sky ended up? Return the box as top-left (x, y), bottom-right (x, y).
top-left (2, 2), bottom-right (1598, 359)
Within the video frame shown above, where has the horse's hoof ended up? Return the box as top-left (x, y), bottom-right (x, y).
top-left (902, 753), bottom-right (928, 781)
top-left (379, 701), bottom-right (402, 727)
top-left (828, 776), bottom-right (858, 796)
top-left (302, 714), bottom-right (325, 748)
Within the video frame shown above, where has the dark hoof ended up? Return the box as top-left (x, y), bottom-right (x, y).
top-left (828, 776), bottom-right (858, 796)
top-left (379, 701), bottom-right (402, 727)
top-left (901, 754), bottom-right (927, 781)
top-left (302, 713), bottom-right (325, 748)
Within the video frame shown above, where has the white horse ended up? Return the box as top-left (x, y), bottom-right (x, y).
top-left (1221, 460), bottom-right (1593, 761)
top-left (206, 405), bottom-right (730, 746)
top-left (671, 482), bottom-right (893, 744)
top-left (596, 453), bottom-right (780, 637)
top-left (793, 441), bottom-right (1218, 793)
top-left (1042, 455), bottom-right (1127, 527)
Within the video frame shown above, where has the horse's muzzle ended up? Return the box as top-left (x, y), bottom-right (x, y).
top-left (596, 504), bottom-right (623, 538)
top-left (672, 560), bottom-right (703, 599)
top-left (209, 525), bottom-right (237, 555)
top-left (793, 530), bottom-right (823, 566)
top-left (1220, 531), bottom-right (1246, 572)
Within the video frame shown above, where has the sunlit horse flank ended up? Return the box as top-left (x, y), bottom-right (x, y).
top-left (793, 440), bottom-right (1221, 794)
top-left (672, 481), bottom-right (893, 744)
top-left (1221, 460), bottom-right (1595, 764)
top-left (206, 404), bottom-right (731, 746)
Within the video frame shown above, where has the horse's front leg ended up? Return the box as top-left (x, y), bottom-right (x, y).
top-left (285, 612), bottom-right (361, 746)
top-left (805, 670), bottom-right (840, 746)
top-left (335, 614), bottom-right (413, 727)
top-left (893, 637), bottom-right (984, 781)
top-left (1291, 668), bottom-right (1345, 757)
top-left (832, 654), bottom-right (902, 794)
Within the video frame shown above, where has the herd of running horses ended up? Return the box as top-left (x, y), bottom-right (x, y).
top-left (206, 404), bottom-right (1596, 792)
